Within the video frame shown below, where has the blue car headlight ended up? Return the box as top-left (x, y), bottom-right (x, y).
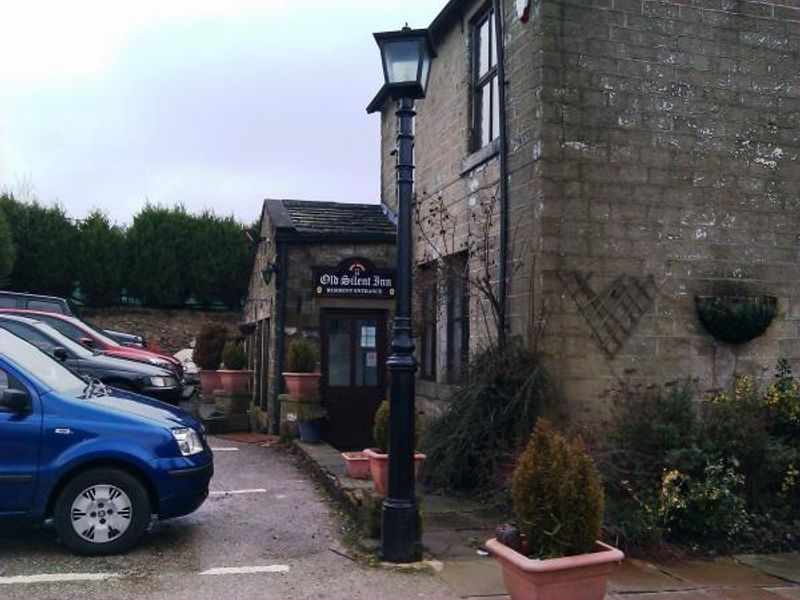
top-left (172, 427), bottom-right (203, 456)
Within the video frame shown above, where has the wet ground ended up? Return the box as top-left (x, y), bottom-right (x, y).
top-left (0, 437), bottom-right (457, 600)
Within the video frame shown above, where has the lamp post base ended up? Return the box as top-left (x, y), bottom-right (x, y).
top-left (380, 496), bottom-right (421, 563)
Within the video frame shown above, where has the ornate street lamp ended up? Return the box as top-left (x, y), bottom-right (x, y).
top-left (373, 26), bottom-right (435, 563)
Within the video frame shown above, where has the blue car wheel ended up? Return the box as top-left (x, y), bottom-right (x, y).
top-left (54, 468), bottom-right (152, 555)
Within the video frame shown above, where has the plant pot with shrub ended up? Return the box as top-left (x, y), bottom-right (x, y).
top-left (193, 323), bottom-right (229, 394)
top-left (486, 418), bottom-right (624, 600)
top-left (281, 393), bottom-right (328, 444)
top-left (363, 400), bottom-right (425, 494)
top-left (282, 339), bottom-right (320, 398)
top-left (218, 340), bottom-right (252, 393)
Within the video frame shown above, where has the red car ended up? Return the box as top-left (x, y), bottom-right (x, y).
top-left (0, 309), bottom-right (183, 378)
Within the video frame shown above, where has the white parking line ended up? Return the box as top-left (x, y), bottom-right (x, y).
top-left (0, 573), bottom-right (119, 585)
top-left (209, 447), bottom-right (240, 451)
top-left (200, 565), bottom-right (290, 576)
top-left (209, 488), bottom-right (267, 496)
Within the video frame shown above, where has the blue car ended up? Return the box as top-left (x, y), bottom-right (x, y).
top-left (0, 328), bottom-right (213, 555)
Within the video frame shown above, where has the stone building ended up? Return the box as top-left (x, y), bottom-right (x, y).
top-left (243, 199), bottom-right (396, 448)
top-left (368, 0), bottom-right (800, 418)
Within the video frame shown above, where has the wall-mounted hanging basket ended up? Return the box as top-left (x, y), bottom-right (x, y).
top-left (695, 295), bottom-right (777, 344)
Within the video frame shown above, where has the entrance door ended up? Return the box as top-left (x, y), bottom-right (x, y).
top-left (321, 310), bottom-right (388, 450)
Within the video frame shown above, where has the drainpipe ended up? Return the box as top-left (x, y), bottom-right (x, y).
top-left (493, 0), bottom-right (509, 347)
top-left (270, 240), bottom-right (288, 435)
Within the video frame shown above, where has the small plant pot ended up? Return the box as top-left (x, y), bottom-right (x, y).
top-left (363, 448), bottom-right (426, 494)
top-left (342, 451), bottom-right (370, 479)
top-left (199, 370), bottom-right (222, 395)
top-left (283, 372), bottom-right (321, 398)
top-left (485, 538), bottom-right (624, 600)
top-left (298, 418), bottom-right (324, 443)
top-left (218, 369), bottom-right (252, 394)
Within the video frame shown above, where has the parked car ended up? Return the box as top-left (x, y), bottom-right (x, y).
top-left (104, 329), bottom-right (147, 348)
top-left (0, 309), bottom-right (182, 377)
top-left (0, 291), bottom-right (75, 315)
top-left (0, 315), bottom-right (183, 404)
top-left (0, 327), bottom-right (213, 555)
top-left (0, 291), bottom-right (146, 347)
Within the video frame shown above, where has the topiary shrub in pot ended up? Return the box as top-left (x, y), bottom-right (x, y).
top-left (363, 400), bottom-right (425, 494)
top-left (486, 418), bottom-right (624, 600)
top-left (282, 339), bottom-right (320, 399)
top-left (193, 323), bottom-right (229, 394)
top-left (218, 340), bottom-right (252, 394)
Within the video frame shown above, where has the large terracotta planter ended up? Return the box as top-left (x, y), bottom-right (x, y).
top-left (363, 448), bottom-right (426, 494)
top-left (199, 369), bottom-right (222, 394)
top-left (218, 369), bottom-right (252, 394)
top-left (282, 372), bottom-right (321, 398)
top-left (485, 538), bottom-right (624, 600)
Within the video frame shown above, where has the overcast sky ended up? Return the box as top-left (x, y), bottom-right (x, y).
top-left (0, 1), bottom-right (441, 225)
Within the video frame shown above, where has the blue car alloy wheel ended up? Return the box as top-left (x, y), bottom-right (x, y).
top-left (54, 468), bottom-right (152, 555)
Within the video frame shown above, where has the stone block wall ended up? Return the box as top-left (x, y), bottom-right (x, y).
top-left (510, 0), bottom-right (800, 417)
top-left (81, 306), bottom-right (239, 354)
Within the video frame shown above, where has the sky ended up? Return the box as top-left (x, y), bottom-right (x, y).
top-left (0, 0), bottom-right (441, 225)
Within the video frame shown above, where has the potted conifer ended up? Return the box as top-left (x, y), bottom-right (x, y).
top-left (363, 400), bottom-right (425, 494)
top-left (282, 339), bottom-right (320, 398)
top-left (218, 340), bottom-right (252, 393)
top-left (193, 323), bottom-right (229, 394)
top-left (485, 418), bottom-right (624, 600)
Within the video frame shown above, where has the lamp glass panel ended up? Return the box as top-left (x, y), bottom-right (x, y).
top-left (420, 54), bottom-right (431, 93)
top-left (384, 40), bottom-right (421, 84)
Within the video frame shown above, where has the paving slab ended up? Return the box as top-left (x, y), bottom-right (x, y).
top-left (736, 554), bottom-right (800, 584)
top-left (658, 559), bottom-right (786, 587)
top-left (424, 529), bottom-right (490, 560)
top-left (606, 591), bottom-right (713, 599)
top-left (438, 558), bottom-right (507, 598)
top-left (608, 558), bottom-right (693, 593)
top-left (705, 587), bottom-right (792, 599)
top-left (424, 511), bottom-right (496, 532)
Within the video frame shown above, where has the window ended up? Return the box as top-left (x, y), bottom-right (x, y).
top-left (26, 299), bottom-right (63, 313)
top-left (472, 7), bottom-right (499, 150)
top-left (418, 267), bottom-right (437, 381)
top-left (445, 254), bottom-right (469, 384)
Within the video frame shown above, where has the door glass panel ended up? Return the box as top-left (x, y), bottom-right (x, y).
top-left (327, 317), bottom-right (351, 387)
top-left (355, 319), bottom-right (378, 387)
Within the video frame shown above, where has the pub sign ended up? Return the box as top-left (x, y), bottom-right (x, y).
top-left (313, 257), bottom-right (395, 299)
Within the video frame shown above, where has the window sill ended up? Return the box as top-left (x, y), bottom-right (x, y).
top-left (460, 138), bottom-right (500, 176)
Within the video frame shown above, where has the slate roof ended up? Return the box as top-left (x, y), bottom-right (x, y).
top-left (263, 199), bottom-right (396, 242)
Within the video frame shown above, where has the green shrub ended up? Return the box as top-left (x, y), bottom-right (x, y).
top-left (421, 338), bottom-right (547, 491)
top-left (77, 210), bottom-right (125, 306)
top-left (374, 400), bottom-right (389, 453)
top-left (0, 207), bottom-right (15, 282)
top-left (286, 339), bottom-right (317, 373)
top-left (372, 399), bottom-right (422, 453)
top-left (512, 418), bottom-right (603, 558)
top-left (602, 366), bottom-right (800, 555)
top-left (222, 340), bottom-right (247, 370)
top-left (193, 323), bottom-right (229, 370)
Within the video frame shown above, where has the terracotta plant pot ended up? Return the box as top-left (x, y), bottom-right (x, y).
top-left (282, 372), bottom-right (321, 398)
top-left (218, 369), bottom-right (252, 394)
top-left (485, 538), bottom-right (624, 600)
top-left (199, 369), bottom-right (222, 394)
top-left (342, 451), bottom-right (370, 479)
top-left (363, 448), bottom-right (426, 494)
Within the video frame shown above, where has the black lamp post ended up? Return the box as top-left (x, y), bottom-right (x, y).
top-left (373, 26), bottom-right (435, 563)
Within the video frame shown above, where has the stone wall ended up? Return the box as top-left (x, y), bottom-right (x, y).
top-left (520, 0), bottom-right (800, 418)
top-left (80, 306), bottom-right (239, 354)
top-left (378, 0), bottom-right (800, 420)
